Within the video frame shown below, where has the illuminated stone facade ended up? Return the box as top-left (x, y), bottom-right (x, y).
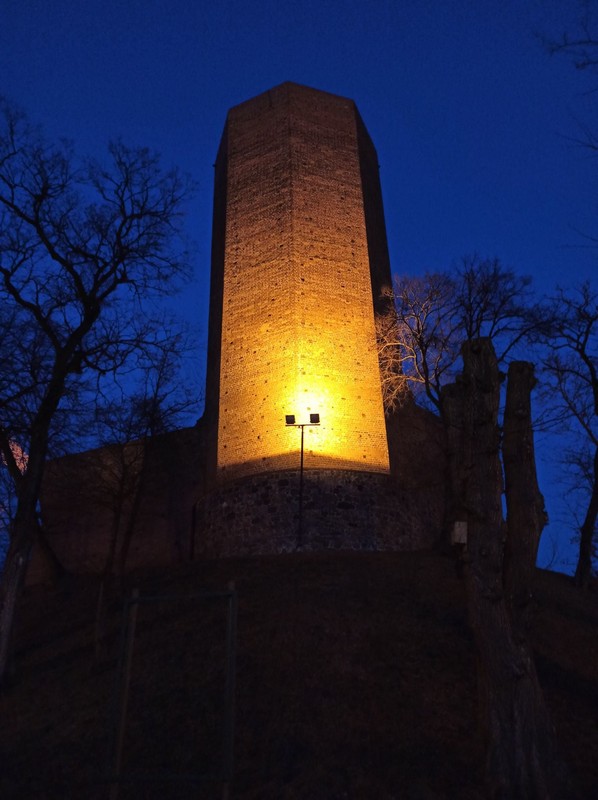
top-left (32, 84), bottom-right (446, 581)
top-left (205, 82), bottom-right (393, 482)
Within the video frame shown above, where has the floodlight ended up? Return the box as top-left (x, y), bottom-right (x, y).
top-left (309, 413), bottom-right (320, 424)
top-left (285, 414), bottom-right (296, 425)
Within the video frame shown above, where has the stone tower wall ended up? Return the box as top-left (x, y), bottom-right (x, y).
top-left (205, 83), bottom-right (393, 483)
top-left (197, 469), bottom-right (442, 558)
top-left (31, 85), bottom-right (446, 583)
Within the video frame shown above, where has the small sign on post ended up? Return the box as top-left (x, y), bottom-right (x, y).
top-left (451, 520), bottom-right (468, 545)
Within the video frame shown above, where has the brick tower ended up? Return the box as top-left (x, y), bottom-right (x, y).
top-left (205, 82), bottom-right (393, 484)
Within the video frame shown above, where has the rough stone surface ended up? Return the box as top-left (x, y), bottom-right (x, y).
top-left (197, 469), bottom-right (443, 557)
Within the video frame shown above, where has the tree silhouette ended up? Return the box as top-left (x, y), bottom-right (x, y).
top-left (538, 283), bottom-right (597, 587)
top-left (377, 255), bottom-right (536, 413)
top-left (0, 97), bottom-right (192, 685)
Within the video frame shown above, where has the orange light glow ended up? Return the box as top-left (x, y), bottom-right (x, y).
top-left (217, 328), bottom-right (390, 476)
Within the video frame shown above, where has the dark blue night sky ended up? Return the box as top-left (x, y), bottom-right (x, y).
top-left (1, 0), bottom-right (596, 572)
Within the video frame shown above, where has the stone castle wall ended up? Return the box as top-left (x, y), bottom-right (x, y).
top-left (29, 427), bottom-right (204, 584)
top-left (197, 469), bottom-right (443, 558)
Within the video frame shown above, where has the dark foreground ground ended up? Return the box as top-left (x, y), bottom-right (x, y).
top-left (1, 550), bottom-right (597, 799)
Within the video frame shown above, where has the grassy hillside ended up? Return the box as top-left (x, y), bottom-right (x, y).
top-left (1, 551), bottom-right (597, 799)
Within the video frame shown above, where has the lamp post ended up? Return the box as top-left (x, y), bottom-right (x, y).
top-left (285, 412), bottom-right (320, 549)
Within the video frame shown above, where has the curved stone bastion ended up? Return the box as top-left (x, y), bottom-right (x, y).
top-left (196, 469), bottom-right (442, 558)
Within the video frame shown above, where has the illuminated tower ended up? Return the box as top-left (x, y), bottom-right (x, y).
top-left (205, 82), bottom-right (393, 483)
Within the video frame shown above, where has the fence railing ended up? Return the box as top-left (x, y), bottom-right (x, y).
top-left (106, 582), bottom-right (237, 800)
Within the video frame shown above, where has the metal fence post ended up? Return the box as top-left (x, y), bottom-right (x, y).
top-left (109, 587), bottom-right (139, 800)
top-left (222, 581), bottom-right (237, 799)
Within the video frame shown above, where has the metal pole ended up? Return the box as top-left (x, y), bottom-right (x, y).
top-left (298, 424), bottom-right (305, 548)
top-left (221, 581), bottom-right (237, 800)
top-left (109, 587), bottom-right (139, 800)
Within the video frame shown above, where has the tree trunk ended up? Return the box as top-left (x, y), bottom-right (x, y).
top-left (35, 522), bottom-right (68, 586)
top-left (118, 440), bottom-right (150, 579)
top-left (103, 479), bottom-right (127, 580)
top-left (0, 498), bottom-right (38, 687)
top-left (94, 487), bottom-right (127, 661)
top-left (440, 381), bottom-right (467, 542)
top-left (443, 340), bottom-right (573, 799)
top-left (503, 361), bottom-right (547, 632)
top-left (574, 443), bottom-right (598, 589)
top-left (0, 417), bottom-right (54, 687)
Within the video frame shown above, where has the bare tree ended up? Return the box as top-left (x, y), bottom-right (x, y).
top-left (91, 335), bottom-right (197, 578)
top-left (380, 259), bottom-right (574, 790)
top-left (63, 339), bottom-right (198, 657)
top-left (546, 0), bottom-right (598, 74)
top-left (539, 6), bottom-right (598, 584)
top-left (377, 255), bottom-right (536, 414)
top-left (376, 272), bottom-right (456, 411)
top-left (538, 282), bottom-right (597, 588)
top-left (0, 97), bottom-right (192, 686)
top-left (442, 340), bottom-right (572, 797)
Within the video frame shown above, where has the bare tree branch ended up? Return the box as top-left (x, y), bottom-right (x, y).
top-left (0, 96), bottom-right (195, 685)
